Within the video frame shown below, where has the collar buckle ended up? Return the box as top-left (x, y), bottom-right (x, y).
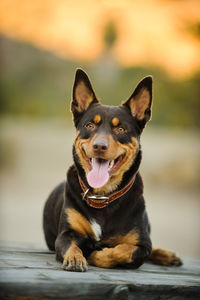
top-left (82, 189), bottom-right (109, 207)
top-left (87, 195), bottom-right (109, 201)
top-left (87, 195), bottom-right (110, 208)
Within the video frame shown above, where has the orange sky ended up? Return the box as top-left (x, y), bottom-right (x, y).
top-left (0, 0), bottom-right (200, 78)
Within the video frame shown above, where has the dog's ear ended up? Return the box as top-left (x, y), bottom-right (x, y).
top-left (122, 76), bottom-right (152, 130)
top-left (71, 69), bottom-right (99, 126)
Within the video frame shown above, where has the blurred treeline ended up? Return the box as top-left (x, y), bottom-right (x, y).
top-left (0, 35), bottom-right (200, 128)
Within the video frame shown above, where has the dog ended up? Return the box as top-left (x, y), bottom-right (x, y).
top-left (43, 69), bottom-right (182, 272)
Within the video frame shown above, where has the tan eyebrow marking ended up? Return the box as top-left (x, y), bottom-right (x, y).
top-left (93, 114), bottom-right (101, 124)
top-left (112, 117), bottom-right (120, 126)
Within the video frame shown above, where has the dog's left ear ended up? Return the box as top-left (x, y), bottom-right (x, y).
top-left (122, 76), bottom-right (153, 129)
top-left (71, 69), bottom-right (99, 126)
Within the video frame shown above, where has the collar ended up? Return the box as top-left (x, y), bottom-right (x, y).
top-left (78, 174), bottom-right (137, 209)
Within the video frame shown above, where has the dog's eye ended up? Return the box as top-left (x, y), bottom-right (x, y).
top-left (85, 122), bottom-right (96, 130)
top-left (113, 127), bottom-right (126, 134)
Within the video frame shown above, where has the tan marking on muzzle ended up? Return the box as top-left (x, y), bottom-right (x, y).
top-left (94, 136), bottom-right (138, 194)
top-left (75, 134), bottom-right (138, 194)
top-left (83, 134), bottom-right (124, 161)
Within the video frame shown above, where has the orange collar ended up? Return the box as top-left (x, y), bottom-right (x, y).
top-left (78, 174), bottom-right (136, 209)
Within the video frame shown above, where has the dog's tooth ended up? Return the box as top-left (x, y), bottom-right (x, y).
top-left (109, 160), bottom-right (114, 169)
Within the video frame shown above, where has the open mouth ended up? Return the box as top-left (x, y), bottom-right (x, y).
top-left (85, 154), bottom-right (125, 189)
top-left (88, 156), bottom-right (124, 174)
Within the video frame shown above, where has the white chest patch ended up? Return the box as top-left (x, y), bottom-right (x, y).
top-left (90, 220), bottom-right (102, 241)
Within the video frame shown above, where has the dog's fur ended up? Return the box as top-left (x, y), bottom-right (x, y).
top-left (43, 69), bottom-right (182, 272)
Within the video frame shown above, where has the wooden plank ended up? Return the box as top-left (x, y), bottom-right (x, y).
top-left (0, 242), bottom-right (200, 299)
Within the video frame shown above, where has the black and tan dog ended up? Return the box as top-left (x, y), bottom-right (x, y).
top-left (43, 69), bottom-right (182, 272)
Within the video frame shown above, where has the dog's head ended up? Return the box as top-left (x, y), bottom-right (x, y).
top-left (71, 69), bottom-right (152, 194)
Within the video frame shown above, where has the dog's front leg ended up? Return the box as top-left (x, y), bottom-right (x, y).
top-left (55, 231), bottom-right (88, 272)
top-left (88, 243), bottom-right (150, 269)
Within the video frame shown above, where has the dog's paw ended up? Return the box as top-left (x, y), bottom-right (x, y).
top-left (62, 254), bottom-right (88, 272)
top-left (150, 248), bottom-right (183, 266)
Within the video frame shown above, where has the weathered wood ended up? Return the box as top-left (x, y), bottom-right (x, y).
top-left (0, 242), bottom-right (199, 299)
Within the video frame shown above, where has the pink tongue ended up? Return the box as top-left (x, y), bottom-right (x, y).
top-left (87, 159), bottom-right (110, 188)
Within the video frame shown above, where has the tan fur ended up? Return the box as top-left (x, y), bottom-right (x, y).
top-left (75, 130), bottom-right (80, 139)
top-left (93, 114), bottom-right (101, 124)
top-left (128, 88), bottom-right (150, 120)
top-left (75, 134), bottom-right (123, 176)
top-left (74, 136), bottom-right (91, 174)
top-left (74, 81), bottom-right (94, 112)
top-left (103, 230), bottom-right (139, 247)
top-left (149, 248), bottom-right (183, 266)
top-left (63, 241), bottom-right (88, 271)
top-left (112, 117), bottom-right (120, 127)
top-left (95, 137), bottom-right (138, 194)
top-left (75, 133), bottom-right (138, 194)
top-left (63, 241), bottom-right (82, 261)
top-left (83, 134), bottom-right (123, 161)
top-left (88, 243), bottom-right (137, 268)
top-left (88, 230), bottom-right (139, 268)
top-left (66, 208), bottom-right (95, 239)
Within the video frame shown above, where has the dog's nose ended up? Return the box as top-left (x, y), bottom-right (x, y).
top-left (93, 140), bottom-right (108, 152)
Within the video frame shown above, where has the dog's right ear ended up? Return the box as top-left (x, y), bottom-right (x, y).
top-left (71, 69), bottom-right (99, 126)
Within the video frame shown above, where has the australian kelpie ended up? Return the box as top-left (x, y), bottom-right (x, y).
top-left (43, 69), bottom-right (182, 272)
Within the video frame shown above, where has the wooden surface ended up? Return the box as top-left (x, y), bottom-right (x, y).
top-left (0, 242), bottom-right (200, 300)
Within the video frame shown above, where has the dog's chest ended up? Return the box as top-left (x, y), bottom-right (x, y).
top-left (90, 219), bottom-right (102, 241)
top-left (88, 210), bottom-right (133, 243)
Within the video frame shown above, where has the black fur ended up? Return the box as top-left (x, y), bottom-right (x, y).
top-left (43, 69), bottom-right (155, 271)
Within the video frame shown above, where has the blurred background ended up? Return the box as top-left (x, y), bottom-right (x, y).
top-left (0, 0), bottom-right (199, 257)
